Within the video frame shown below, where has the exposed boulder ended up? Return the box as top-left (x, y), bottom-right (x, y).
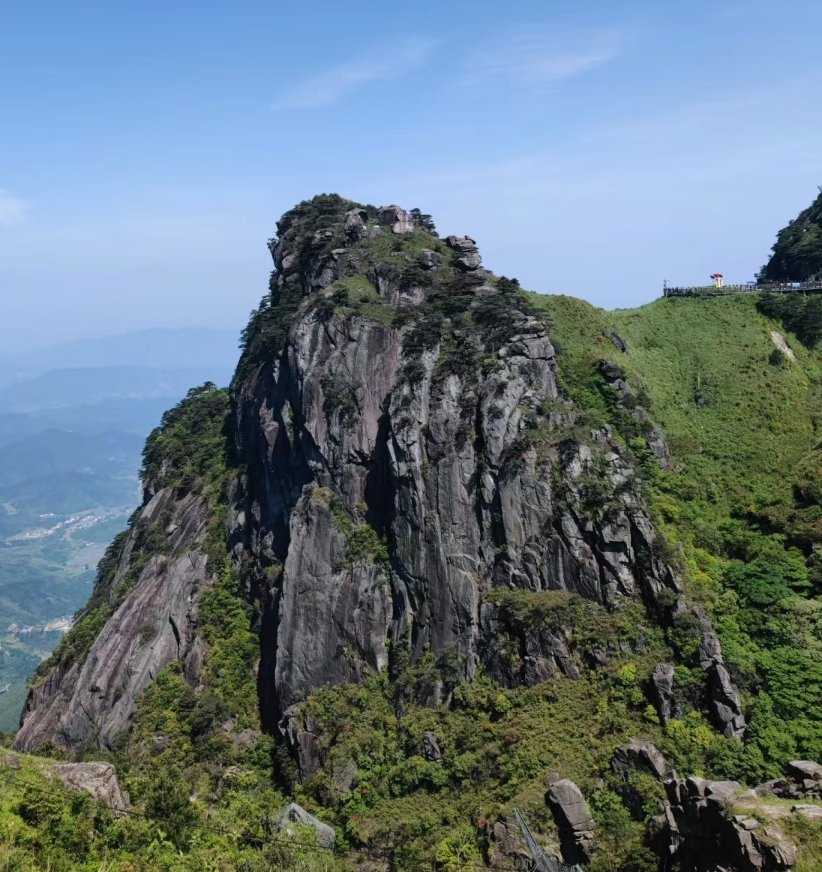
top-left (417, 248), bottom-right (441, 270)
top-left (422, 731), bottom-right (442, 762)
top-left (345, 208), bottom-right (370, 241)
top-left (791, 804), bottom-right (822, 821)
top-left (658, 775), bottom-right (797, 871)
top-left (151, 734), bottom-right (170, 752)
top-left (611, 739), bottom-right (668, 781)
top-left (276, 802), bottom-right (336, 849)
top-left (598, 359), bottom-right (625, 382)
top-left (445, 234), bottom-right (482, 270)
top-left (697, 622), bottom-right (746, 738)
top-left (646, 424), bottom-right (672, 469)
top-left (1, 752), bottom-right (20, 770)
top-left (611, 740), bottom-right (669, 819)
top-left (281, 706), bottom-right (325, 781)
top-left (650, 662), bottom-right (676, 724)
top-left (754, 760), bottom-right (822, 799)
top-left (378, 205), bottom-right (414, 235)
top-left (546, 778), bottom-right (595, 863)
top-left (607, 331), bottom-right (628, 353)
top-left (50, 762), bottom-right (129, 812)
top-left (786, 760), bottom-right (822, 786)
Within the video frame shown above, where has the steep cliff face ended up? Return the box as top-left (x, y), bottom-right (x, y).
top-left (16, 195), bottom-right (743, 756)
top-left (227, 195), bottom-right (740, 740)
top-left (15, 488), bottom-right (212, 751)
top-left (15, 386), bottom-right (229, 752)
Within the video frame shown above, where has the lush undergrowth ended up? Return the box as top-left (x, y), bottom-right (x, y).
top-left (288, 592), bottom-right (749, 871)
top-left (763, 189), bottom-right (822, 282)
top-left (531, 292), bottom-right (822, 773)
top-left (8, 194), bottom-right (822, 869)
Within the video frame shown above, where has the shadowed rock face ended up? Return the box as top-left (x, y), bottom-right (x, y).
top-left (15, 195), bottom-right (746, 755)
top-left (227, 196), bottom-right (739, 739)
top-left (15, 488), bottom-right (214, 752)
top-left (546, 778), bottom-right (596, 863)
top-left (612, 743), bottom-right (803, 871)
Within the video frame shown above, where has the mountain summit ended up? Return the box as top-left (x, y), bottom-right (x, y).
top-left (7, 195), bottom-right (821, 870)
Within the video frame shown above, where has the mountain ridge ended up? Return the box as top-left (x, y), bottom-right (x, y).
top-left (4, 194), bottom-right (821, 871)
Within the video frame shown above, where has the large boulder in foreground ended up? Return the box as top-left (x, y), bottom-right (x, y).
top-left (50, 762), bottom-right (129, 811)
top-left (659, 776), bottom-right (797, 871)
top-left (546, 778), bottom-right (595, 863)
top-left (276, 802), bottom-right (336, 850)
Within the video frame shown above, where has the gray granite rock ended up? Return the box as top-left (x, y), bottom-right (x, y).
top-left (50, 762), bottom-right (129, 811)
top-left (657, 774), bottom-right (797, 871)
top-left (276, 802), bottom-right (336, 849)
top-left (422, 731), bottom-right (442, 761)
top-left (15, 488), bottom-right (214, 752)
top-left (651, 662), bottom-right (676, 723)
top-left (378, 205), bottom-right (414, 235)
top-left (546, 778), bottom-right (595, 862)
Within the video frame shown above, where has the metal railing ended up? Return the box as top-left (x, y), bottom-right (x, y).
top-left (514, 808), bottom-right (582, 872)
top-left (663, 280), bottom-right (822, 298)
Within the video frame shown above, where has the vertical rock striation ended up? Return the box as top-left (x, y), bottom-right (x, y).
top-left (15, 488), bottom-right (214, 751)
top-left (227, 195), bottom-right (743, 740)
top-left (15, 194), bottom-right (745, 755)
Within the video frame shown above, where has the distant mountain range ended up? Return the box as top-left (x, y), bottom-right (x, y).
top-left (0, 326), bottom-right (239, 731)
top-left (0, 327), bottom-right (239, 388)
top-left (0, 365), bottom-right (230, 413)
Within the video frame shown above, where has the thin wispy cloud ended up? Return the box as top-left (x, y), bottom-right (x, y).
top-left (272, 38), bottom-right (435, 110)
top-left (0, 189), bottom-right (27, 227)
top-left (460, 25), bottom-right (624, 89)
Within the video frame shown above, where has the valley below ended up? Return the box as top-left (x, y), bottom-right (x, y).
top-left (0, 330), bottom-right (236, 733)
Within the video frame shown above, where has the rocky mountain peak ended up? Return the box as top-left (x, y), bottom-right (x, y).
top-left (19, 192), bottom-right (746, 767)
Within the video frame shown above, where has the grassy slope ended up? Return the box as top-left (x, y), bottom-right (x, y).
top-left (530, 293), bottom-right (820, 513)
top-left (610, 295), bottom-right (819, 514)
top-left (531, 291), bottom-right (822, 767)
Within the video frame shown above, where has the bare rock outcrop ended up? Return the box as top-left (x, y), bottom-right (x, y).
top-left (754, 760), bottom-right (822, 800)
top-left (650, 662), bottom-right (676, 723)
top-left (378, 205), bottom-right (414, 235)
top-left (660, 776), bottom-right (797, 871)
top-left (697, 619), bottom-right (746, 738)
top-left (546, 777), bottom-right (595, 863)
top-left (225, 197), bottom-right (744, 770)
top-left (276, 802), bottom-right (336, 849)
top-left (15, 487), bottom-right (214, 752)
top-left (50, 761), bottom-right (130, 811)
top-left (611, 743), bottom-right (801, 871)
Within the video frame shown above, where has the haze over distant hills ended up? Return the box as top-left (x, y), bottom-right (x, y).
top-left (0, 326), bottom-right (238, 731)
top-left (0, 327), bottom-right (238, 387)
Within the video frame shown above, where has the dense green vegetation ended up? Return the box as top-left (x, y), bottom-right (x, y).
top-left (531, 292), bottom-right (822, 776)
top-left (763, 190), bottom-right (822, 281)
top-left (287, 594), bottom-right (731, 871)
top-left (5, 195), bottom-right (822, 869)
top-left (758, 291), bottom-right (822, 348)
top-left (0, 747), bottom-right (345, 871)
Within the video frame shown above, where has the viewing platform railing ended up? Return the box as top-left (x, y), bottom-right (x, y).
top-left (663, 280), bottom-right (822, 298)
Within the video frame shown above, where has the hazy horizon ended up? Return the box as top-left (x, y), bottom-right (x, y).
top-left (3, 0), bottom-right (822, 352)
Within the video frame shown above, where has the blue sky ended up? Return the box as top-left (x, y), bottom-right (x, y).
top-left (1, 0), bottom-right (821, 352)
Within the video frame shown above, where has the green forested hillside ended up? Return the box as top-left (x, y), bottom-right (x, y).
top-left (763, 190), bottom-right (822, 281)
top-left (3, 194), bottom-right (821, 870)
top-left (532, 292), bottom-right (822, 775)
